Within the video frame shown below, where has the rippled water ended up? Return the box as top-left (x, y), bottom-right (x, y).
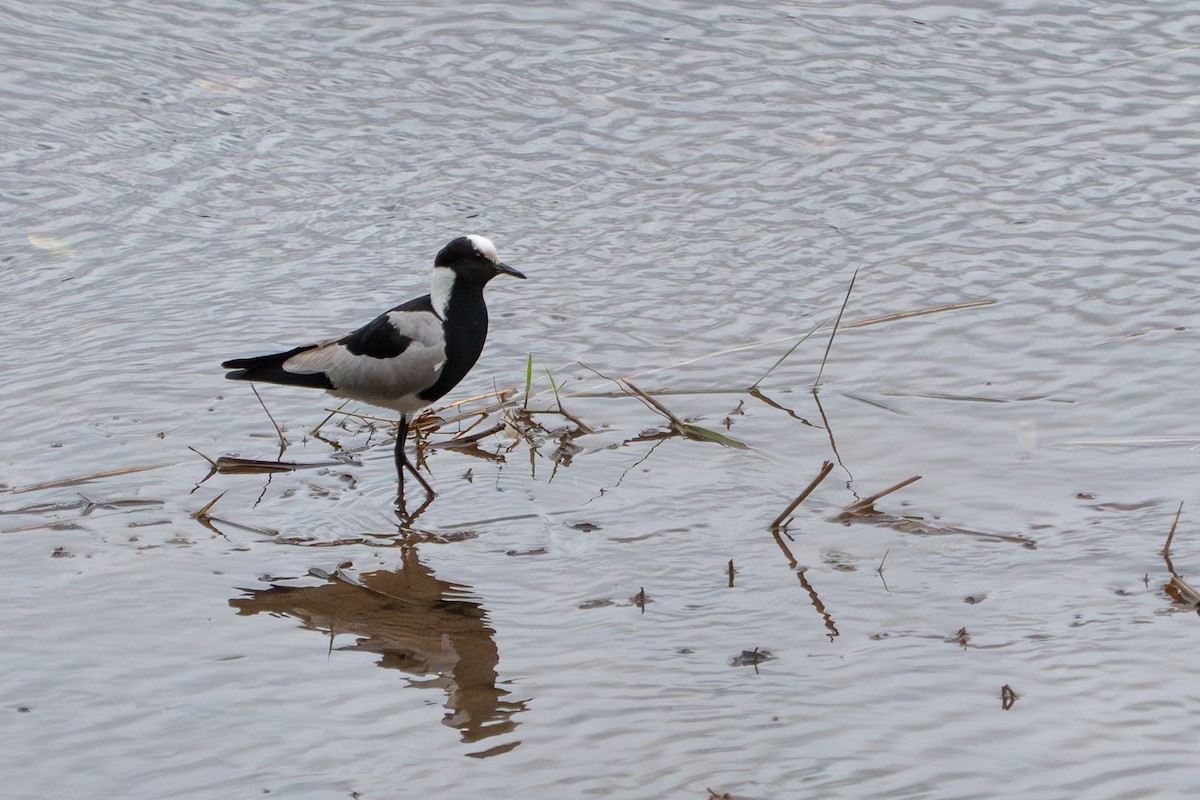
top-left (3, 0), bottom-right (1200, 797)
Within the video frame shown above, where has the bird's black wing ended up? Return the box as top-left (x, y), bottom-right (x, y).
top-left (222, 345), bottom-right (334, 388)
top-left (335, 294), bottom-right (437, 358)
top-left (222, 295), bottom-right (439, 388)
top-left (338, 314), bottom-right (413, 359)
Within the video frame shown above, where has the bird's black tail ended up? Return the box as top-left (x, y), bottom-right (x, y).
top-left (222, 345), bottom-right (334, 389)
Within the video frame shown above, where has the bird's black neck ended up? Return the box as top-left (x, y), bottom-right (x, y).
top-left (418, 280), bottom-right (489, 403)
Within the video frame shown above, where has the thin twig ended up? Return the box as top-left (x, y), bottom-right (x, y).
top-left (815, 267), bottom-right (858, 386)
top-left (560, 300), bottom-right (995, 394)
top-left (621, 379), bottom-right (747, 449)
top-left (1163, 501), bottom-right (1184, 557)
top-left (192, 491), bottom-right (226, 520)
top-left (1072, 43), bottom-right (1200, 76)
top-left (749, 318), bottom-right (829, 390)
top-left (11, 462), bottom-right (176, 494)
top-left (188, 446), bottom-right (217, 466)
top-left (546, 367), bottom-right (596, 433)
top-left (622, 379), bottom-right (684, 424)
top-left (842, 475), bottom-right (923, 514)
top-left (427, 422), bottom-right (507, 450)
top-left (841, 299), bottom-right (995, 329)
top-left (312, 400), bottom-right (350, 437)
top-left (249, 383), bottom-right (287, 454)
top-left (770, 461), bottom-right (835, 530)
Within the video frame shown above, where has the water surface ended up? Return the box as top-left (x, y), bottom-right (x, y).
top-left (3, 1), bottom-right (1200, 797)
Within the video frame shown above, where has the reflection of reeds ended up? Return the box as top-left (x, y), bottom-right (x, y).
top-left (797, 569), bottom-right (839, 640)
top-left (0, 495), bottom-right (165, 534)
top-left (876, 549), bottom-right (891, 593)
top-left (191, 490), bottom-right (278, 537)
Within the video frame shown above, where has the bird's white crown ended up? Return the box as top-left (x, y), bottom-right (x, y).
top-left (466, 234), bottom-right (499, 264)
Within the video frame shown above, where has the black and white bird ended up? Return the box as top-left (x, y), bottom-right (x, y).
top-left (222, 234), bottom-right (525, 498)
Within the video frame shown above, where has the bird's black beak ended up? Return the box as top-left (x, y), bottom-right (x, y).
top-left (495, 261), bottom-right (526, 280)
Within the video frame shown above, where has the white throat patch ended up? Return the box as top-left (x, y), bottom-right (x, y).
top-left (430, 266), bottom-right (455, 318)
top-left (466, 234), bottom-right (499, 263)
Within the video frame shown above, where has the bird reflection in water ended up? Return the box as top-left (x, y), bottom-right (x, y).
top-left (229, 547), bottom-right (525, 755)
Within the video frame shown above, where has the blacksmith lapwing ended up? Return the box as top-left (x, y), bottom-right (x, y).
top-left (222, 234), bottom-right (525, 499)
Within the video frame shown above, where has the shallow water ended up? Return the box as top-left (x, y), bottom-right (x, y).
top-left (3, 0), bottom-right (1200, 797)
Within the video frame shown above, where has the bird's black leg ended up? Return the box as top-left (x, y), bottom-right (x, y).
top-left (394, 414), bottom-right (409, 503)
top-left (394, 415), bottom-right (435, 505)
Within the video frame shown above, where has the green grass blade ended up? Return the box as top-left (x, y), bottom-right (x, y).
top-left (523, 353), bottom-right (533, 409)
top-left (677, 422), bottom-right (748, 450)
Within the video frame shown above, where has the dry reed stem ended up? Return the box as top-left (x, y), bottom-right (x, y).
top-left (188, 446), bottom-right (217, 466)
top-left (190, 446), bottom-right (338, 473)
top-left (193, 491), bottom-right (225, 517)
top-left (249, 383), bottom-right (287, 454)
top-left (427, 423), bottom-right (507, 450)
top-left (437, 388), bottom-right (517, 411)
top-left (1163, 501), bottom-right (1184, 557)
top-left (749, 318), bottom-right (828, 390)
top-left (815, 267), bottom-right (859, 386)
top-left (11, 462), bottom-right (176, 494)
top-left (842, 475), bottom-right (923, 514)
top-left (841, 299), bottom-right (996, 329)
top-left (311, 400), bottom-right (350, 437)
top-left (1168, 575), bottom-right (1200, 605)
top-left (209, 457), bottom-right (310, 474)
top-left (770, 460), bottom-right (835, 530)
top-left (620, 378), bottom-right (747, 449)
top-left (621, 378), bottom-right (683, 423)
top-left (573, 299), bottom-right (997, 391)
top-left (1055, 436), bottom-right (1200, 447)
top-left (1072, 43), bottom-right (1200, 76)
